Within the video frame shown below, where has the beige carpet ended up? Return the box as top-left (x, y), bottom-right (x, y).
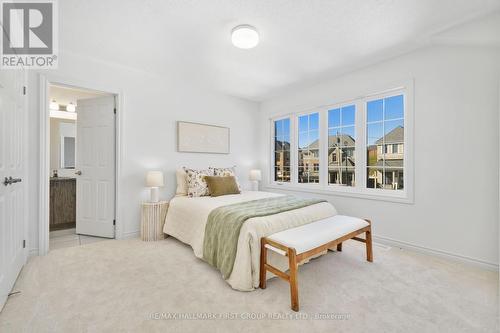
top-left (0, 237), bottom-right (497, 333)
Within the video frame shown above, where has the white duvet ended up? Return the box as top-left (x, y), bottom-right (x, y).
top-left (163, 191), bottom-right (337, 291)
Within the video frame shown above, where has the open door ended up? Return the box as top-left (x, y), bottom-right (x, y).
top-left (0, 69), bottom-right (27, 310)
top-left (75, 96), bottom-right (115, 238)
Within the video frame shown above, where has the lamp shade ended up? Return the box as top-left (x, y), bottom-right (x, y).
top-left (249, 169), bottom-right (262, 181)
top-left (146, 171), bottom-right (164, 187)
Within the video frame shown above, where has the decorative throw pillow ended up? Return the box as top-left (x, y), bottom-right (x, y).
top-left (175, 168), bottom-right (188, 196)
top-left (183, 168), bottom-right (214, 197)
top-left (209, 166), bottom-right (241, 191)
top-left (205, 176), bottom-right (240, 197)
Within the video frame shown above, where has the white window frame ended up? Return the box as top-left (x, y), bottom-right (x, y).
top-left (268, 81), bottom-right (414, 204)
top-left (325, 101), bottom-right (360, 190)
top-left (295, 109), bottom-right (323, 186)
top-left (270, 115), bottom-right (293, 184)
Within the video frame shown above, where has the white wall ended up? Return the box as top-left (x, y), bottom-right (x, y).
top-left (27, 51), bottom-right (260, 253)
top-left (258, 45), bottom-right (500, 268)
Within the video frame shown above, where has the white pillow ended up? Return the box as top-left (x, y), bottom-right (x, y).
top-left (209, 166), bottom-right (241, 191)
top-left (175, 168), bottom-right (188, 196)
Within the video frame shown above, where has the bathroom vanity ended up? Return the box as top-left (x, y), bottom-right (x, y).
top-left (49, 177), bottom-right (76, 231)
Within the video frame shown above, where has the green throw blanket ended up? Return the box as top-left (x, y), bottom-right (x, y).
top-left (202, 195), bottom-right (326, 279)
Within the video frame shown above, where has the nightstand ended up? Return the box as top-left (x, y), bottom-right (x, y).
top-left (140, 201), bottom-right (169, 241)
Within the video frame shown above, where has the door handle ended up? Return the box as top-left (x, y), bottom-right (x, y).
top-left (3, 177), bottom-right (22, 186)
top-left (75, 170), bottom-right (82, 175)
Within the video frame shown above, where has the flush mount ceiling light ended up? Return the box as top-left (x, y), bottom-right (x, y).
top-left (231, 25), bottom-right (259, 49)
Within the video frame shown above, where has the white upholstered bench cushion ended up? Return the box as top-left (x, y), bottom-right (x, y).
top-left (266, 215), bottom-right (369, 255)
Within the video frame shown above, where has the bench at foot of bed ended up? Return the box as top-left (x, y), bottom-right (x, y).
top-left (259, 215), bottom-right (373, 312)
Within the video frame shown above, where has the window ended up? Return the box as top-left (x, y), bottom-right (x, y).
top-left (273, 118), bottom-right (291, 182)
top-left (298, 112), bottom-right (319, 183)
top-left (328, 105), bottom-right (355, 186)
top-left (366, 94), bottom-right (404, 190)
top-left (269, 86), bottom-right (410, 201)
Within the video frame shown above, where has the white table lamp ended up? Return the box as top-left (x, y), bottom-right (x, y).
top-left (249, 169), bottom-right (262, 191)
top-left (146, 171), bottom-right (164, 202)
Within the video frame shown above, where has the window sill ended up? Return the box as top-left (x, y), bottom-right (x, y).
top-left (263, 183), bottom-right (414, 204)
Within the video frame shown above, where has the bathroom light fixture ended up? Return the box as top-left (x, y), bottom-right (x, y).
top-left (231, 25), bottom-right (259, 49)
top-left (66, 102), bottom-right (76, 112)
top-left (49, 99), bottom-right (60, 111)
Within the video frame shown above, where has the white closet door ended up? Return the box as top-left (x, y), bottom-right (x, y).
top-left (0, 69), bottom-right (27, 310)
top-left (75, 96), bottom-right (115, 238)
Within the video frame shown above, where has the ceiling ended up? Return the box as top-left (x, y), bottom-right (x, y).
top-left (59, 0), bottom-right (500, 101)
top-left (49, 85), bottom-right (108, 107)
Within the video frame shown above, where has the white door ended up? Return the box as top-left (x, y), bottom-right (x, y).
top-left (75, 96), bottom-right (115, 238)
top-left (0, 69), bottom-right (27, 310)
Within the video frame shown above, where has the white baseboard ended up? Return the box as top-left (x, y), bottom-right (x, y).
top-left (121, 231), bottom-right (140, 240)
top-left (374, 235), bottom-right (499, 271)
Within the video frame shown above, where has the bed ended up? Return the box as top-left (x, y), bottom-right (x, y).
top-left (164, 191), bottom-right (337, 291)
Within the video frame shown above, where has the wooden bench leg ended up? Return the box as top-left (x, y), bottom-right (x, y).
top-left (365, 229), bottom-right (373, 262)
top-left (288, 248), bottom-right (299, 312)
top-left (336, 242), bottom-right (342, 252)
top-left (259, 238), bottom-right (267, 289)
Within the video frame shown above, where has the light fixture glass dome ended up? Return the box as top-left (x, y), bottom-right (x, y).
top-left (231, 25), bottom-right (259, 49)
top-left (49, 99), bottom-right (59, 111)
top-left (66, 102), bottom-right (76, 112)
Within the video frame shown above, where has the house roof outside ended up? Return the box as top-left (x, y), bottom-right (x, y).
top-left (307, 134), bottom-right (355, 149)
top-left (276, 141), bottom-right (291, 150)
top-left (375, 126), bottom-right (404, 145)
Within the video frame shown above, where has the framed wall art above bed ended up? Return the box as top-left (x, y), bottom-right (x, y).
top-left (177, 121), bottom-right (230, 154)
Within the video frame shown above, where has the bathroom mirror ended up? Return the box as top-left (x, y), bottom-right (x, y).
top-left (59, 122), bottom-right (76, 169)
top-left (61, 136), bottom-right (75, 168)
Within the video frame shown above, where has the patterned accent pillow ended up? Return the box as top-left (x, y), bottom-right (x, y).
top-left (183, 168), bottom-right (214, 197)
top-left (209, 166), bottom-right (241, 191)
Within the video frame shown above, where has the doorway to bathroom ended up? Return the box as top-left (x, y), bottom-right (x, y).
top-left (47, 84), bottom-right (116, 251)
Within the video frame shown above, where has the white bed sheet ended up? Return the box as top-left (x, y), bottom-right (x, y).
top-left (164, 191), bottom-right (337, 291)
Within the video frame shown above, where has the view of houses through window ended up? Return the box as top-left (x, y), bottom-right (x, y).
top-left (328, 105), bottom-right (356, 186)
top-left (274, 118), bottom-right (291, 182)
top-left (272, 92), bottom-right (405, 193)
top-left (298, 113), bottom-right (319, 183)
top-left (366, 95), bottom-right (404, 190)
